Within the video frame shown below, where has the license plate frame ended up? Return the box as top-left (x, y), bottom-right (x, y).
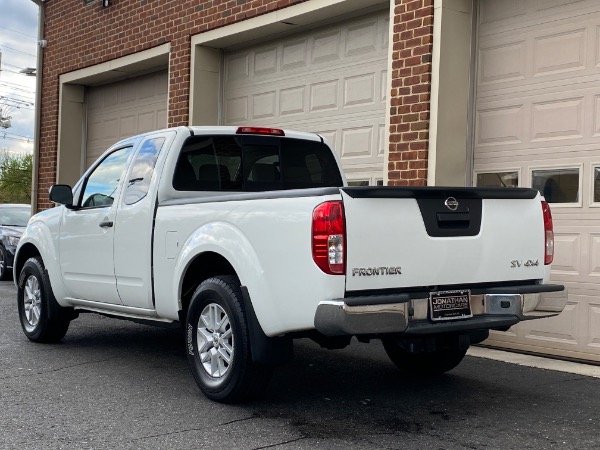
top-left (429, 289), bottom-right (472, 322)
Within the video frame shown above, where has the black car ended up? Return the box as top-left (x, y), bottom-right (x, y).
top-left (0, 204), bottom-right (31, 280)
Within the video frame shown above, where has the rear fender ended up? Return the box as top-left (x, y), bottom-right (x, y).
top-left (168, 221), bottom-right (281, 336)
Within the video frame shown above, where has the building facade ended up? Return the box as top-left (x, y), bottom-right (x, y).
top-left (33, 0), bottom-right (600, 362)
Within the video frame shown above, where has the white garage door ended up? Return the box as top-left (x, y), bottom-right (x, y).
top-left (474, 0), bottom-right (600, 361)
top-left (222, 10), bottom-right (389, 185)
top-left (86, 71), bottom-right (168, 168)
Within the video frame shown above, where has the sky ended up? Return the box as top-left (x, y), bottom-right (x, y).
top-left (0, 0), bottom-right (39, 155)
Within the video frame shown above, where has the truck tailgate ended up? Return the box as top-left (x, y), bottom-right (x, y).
top-left (341, 187), bottom-right (545, 292)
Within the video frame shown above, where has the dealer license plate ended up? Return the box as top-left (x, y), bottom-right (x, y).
top-left (429, 290), bottom-right (472, 322)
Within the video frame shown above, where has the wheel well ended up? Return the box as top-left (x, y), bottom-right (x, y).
top-left (180, 251), bottom-right (236, 316)
top-left (14, 243), bottom-right (41, 279)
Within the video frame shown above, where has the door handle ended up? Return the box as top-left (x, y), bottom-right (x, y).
top-left (99, 221), bottom-right (114, 228)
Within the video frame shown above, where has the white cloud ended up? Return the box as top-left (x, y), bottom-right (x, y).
top-left (0, 0), bottom-right (39, 155)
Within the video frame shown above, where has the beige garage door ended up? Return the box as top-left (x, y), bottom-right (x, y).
top-left (222, 10), bottom-right (389, 186)
top-left (86, 71), bottom-right (168, 168)
top-left (474, 0), bottom-right (600, 361)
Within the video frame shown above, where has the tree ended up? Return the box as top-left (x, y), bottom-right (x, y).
top-left (0, 152), bottom-right (32, 204)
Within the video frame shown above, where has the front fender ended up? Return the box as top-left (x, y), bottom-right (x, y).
top-left (14, 209), bottom-right (68, 305)
top-left (167, 221), bottom-right (282, 336)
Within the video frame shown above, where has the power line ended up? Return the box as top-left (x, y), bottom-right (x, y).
top-left (1, 131), bottom-right (34, 139)
top-left (0, 91), bottom-right (35, 101)
top-left (1, 62), bottom-right (26, 71)
top-left (0, 83), bottom-right (36, 95)
top-left (0, 133), bottom-right (34, 144)
top-left (0, 24), bottom-right (37, 40)
top-left (0, 80), bottom-right (35, 91)
top-left (0, 45), bottom-right (36, 58)
top-left (0, 95), bottom-right (34, 105)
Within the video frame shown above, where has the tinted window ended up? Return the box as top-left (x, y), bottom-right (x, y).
top-left (0, 207), bottom-right (30, 227)
top-left (125, 137), bottom-right (165, 205)
top-left (173, 135), bottom-right (342, 191)
top-left (81, 147), bottom-right (133, 208)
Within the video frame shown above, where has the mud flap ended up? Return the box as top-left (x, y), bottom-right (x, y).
top-left (240, 286), bottom-right (293, 366)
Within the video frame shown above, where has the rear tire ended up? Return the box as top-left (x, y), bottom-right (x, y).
top-left (186, 276), bottom-right (273, 403)
top-left (382, 338), bottom-right (467, 376)
top-left (17, 257), bottom-right (73, 343)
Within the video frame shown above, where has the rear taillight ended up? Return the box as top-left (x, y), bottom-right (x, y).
top-left (312, 201), bottom-right (345, 275)
top-left (542, 201), bottom-right (554, 265)
top-left (236, 126), bottom-right (285, 136)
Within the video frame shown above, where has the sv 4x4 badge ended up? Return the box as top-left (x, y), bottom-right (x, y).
top-left (511, 259), bottom-right (539, 268)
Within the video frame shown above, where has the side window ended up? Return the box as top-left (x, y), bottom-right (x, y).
top-left (173, 136), bottom-right (242, 191)
top-left (80, 146), bottom-right (133, 208)
top-left (280, 139), bottom-right (343, 189)
top-left (125, 137), bottom-right (166, 205)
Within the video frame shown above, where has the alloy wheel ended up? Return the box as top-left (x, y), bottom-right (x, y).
top-left (23, 275), bottom-right (42, 329)
top-left (196, 303), bottom-right (234, 378)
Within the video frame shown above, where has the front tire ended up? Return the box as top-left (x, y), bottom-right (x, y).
top-left (382, 338), bottom-right (467, 376)
top-left (186, 276), bottom-right (272, 403)
top-left (17, 257), bottom-right (73, 343)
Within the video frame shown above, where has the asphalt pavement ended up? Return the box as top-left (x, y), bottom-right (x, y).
top-left (1, 280), bottom-right (599, 450)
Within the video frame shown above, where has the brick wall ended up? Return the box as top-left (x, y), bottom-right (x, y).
top-left (37, 0), bottom-right (434, 208)
top-left (388, 0), bottom-right (433, 187)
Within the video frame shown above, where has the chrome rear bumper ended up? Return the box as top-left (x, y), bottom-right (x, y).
top-left (314, 285), bottom-right (567, 336)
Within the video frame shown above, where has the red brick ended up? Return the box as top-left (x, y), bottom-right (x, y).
top-left (37, 0), bottom-right (435, 208)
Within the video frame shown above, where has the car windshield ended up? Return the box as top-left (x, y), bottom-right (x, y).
top-left (0, 206), bottom-right (31, 227)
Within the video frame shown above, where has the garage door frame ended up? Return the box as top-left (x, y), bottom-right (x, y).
top-left (189, 0), bottom-right (392, 184)
top-left (57, 44), bottom-right (170, 186)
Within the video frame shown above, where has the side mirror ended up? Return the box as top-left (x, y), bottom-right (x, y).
top-left (49, 184), bottom-right (74, 206)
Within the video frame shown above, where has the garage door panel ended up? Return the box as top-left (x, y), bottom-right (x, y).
top-left (489, 299), bottom-right (580, 346)
top-left (476, 104), bottom-right (525, 147)
top-left (344, 74), bottom-right (376, 107)
top-left (345, 19), bottom-right (379, 56)
top-left (250, 91), bottom-right (276, 120)
top-left (119, 115), bottom-right (137, 138)
top-left (86, 71), bottom-right (168, 167)
top-left (313, 31), bottom-right (341, 63)
top-left (223, 10), bottom-right (388, 184)
top-left (280, 86), bottom-right (305, 117)
top-left (281, 39), bottom-right (308, 70)
top-left (523, 302), bottom-right (579, 344)
top-left (588, 232), bottom-right (600, 272)
top-left (553, 231), bottom-right (583, 275)
top-left (480, 0), bottom-right (526, 25)
top-left (533, 27), bottom-right (587, 77)
top-left (530, 97), bottom-right (585, 142)
top-left (478, 40), bottom-right (527, 86)
top-left (479, 17), bottom-right (600, 96)
top-left (477, 0), bottom-right (600, 360)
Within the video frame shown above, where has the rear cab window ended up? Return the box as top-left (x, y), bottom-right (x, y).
top-left (172, 135), bottom-right (343, 192)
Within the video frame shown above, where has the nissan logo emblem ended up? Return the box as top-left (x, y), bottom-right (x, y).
top-left (445, 197), bottom-right (459, 211)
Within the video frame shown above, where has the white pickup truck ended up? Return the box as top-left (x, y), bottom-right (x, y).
top-left (15, 126), bottom-right (567, 402)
